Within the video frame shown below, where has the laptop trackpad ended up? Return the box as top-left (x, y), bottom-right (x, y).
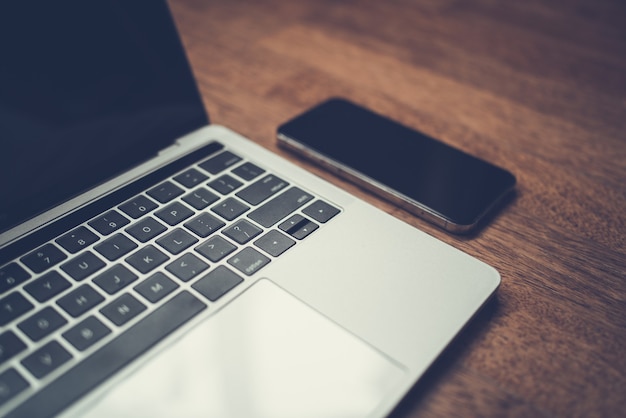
top-left (76, 279), bottom-right (407, 418)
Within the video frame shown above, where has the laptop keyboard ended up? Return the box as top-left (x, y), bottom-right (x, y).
top-left (0, 141), bottom-right (340, 415)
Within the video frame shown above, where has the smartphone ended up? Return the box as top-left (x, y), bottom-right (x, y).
top-left (277, 98), bottom-right (516, 234)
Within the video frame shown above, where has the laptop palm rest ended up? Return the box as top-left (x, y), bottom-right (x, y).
top-left (67, 279), bottom-right (407, 418)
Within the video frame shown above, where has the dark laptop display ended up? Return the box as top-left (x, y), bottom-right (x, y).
top-left (0, 1), bottom-right (207, 236)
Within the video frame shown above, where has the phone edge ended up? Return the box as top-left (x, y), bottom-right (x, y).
top-left (276, 132), bottom-right (483, 234)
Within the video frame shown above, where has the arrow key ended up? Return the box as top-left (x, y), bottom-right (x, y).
top-left (303, 200), bottom-right (340, 223)
top-left (279, 216), bottom-right (319, 240)
top-left (254, 230), bottom-right (295, 257)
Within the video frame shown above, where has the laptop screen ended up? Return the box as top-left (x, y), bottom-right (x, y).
top-left (0, 1), bottom-right (208, 235)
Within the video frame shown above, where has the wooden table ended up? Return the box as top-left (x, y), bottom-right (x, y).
top-left (168, 1), bottom-right (626, 416)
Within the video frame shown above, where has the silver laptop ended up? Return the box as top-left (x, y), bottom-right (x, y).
top-left (0, 2), bottom-right (500, 417)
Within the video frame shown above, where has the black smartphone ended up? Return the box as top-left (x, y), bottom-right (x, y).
top-left (277, 98), bottom-right (516, 234)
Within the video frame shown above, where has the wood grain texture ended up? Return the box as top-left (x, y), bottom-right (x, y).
top-left (168, 1), bottom-right (626, 416)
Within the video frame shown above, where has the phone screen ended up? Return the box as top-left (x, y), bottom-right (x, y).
top-left (277, 98), bottom-right (516, 232)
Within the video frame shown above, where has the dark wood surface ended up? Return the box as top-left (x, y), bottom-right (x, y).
top-left (168, 1), bottom-right (626, 416)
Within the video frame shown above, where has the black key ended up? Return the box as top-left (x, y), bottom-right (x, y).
top-left (303, 200), bottom-right (340, 223)
top-left (63, 316), bottom-right (111, 351)
top-left (232, 162), bottom-right (265, 180)
top-left (254, 230), bottom-right (296, 257)
top-left (0, 368), bottom-right (29, 407)
top-left (279, 214), bottom-right (319, 239)
top-left (0, 331), bottom-right (27, 364)
top-left (93, 264), bottom-right (138, 295)
top-left (156, 228), bottom-right (198, 255)
top-left (100, 293), bottom-right (146, 327)
top-left (173, 168), bottom-right (208, 188)
top-left (88, 210), bottom-right (130, 235)
top-left (195, 236), bottom-right (237, 262)
top-left (199, 151), bottom-right (242, 174)
top-left (0, 292), bottom-right (34, 326)
top-left (21, 340), bottom-right (72, 379)
top-left (165, 253), bottom-right (208, 282)
top-left (182, 187), bottom-right (219, 210)
top-left (24, 270), bottom-right (71, 303)
top-left (134, 272), bottom-right (179, 303)
top-left (147, 181), bottom-right (184, 203)
top-left (211, 197), bottom-right (249, 221)
top-left (184, 213), bottom-right (225, 238)
top-left (57, 284), bottom-right (104, 318)
top-left (208, 174), bottom-right (243, 195)
top-left (94, 233), bottom-right (138, 261)
top-left (192, 266), bottom-right (243, 302)
top-left (289, 221), bottom-right (318, 240)
top-left (279, 214), bottom-right (308, 232)
top-left (56, 226), bottom-right (99, 254)
top-left (18, 307), bottom-right (68, 342)
top-left (155, 201), bottom-right (194, 226)
top-left (0, 263), bottom-right (30, 294)
top-left (60, 251), bottom-right (106, 281)
top-left (125, 217), bottom-right (167, 242)
top-left (236, 174), bottom-right (289, 205)
top-left (222, 219), bottom-right (262, 244)
top-left (7, 292), bottom-right (206, 418)
top-left (21, 243), bottom-right (67, 274)
top-left (119, 195), bottom-right (158, 219)
top-left (248, 187), bottom-right (314, 227)
top-left (125, 245), bottom-right (169, 274)
top-left (228, 247), bottom-right (271, 276)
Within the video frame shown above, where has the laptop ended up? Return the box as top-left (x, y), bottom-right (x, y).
top-left (0, 1), bottom-right (500, 417)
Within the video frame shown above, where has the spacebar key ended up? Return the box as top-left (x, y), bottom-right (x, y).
top-left (248, 187), bottom-right (314, 227)
top-left (6, 291), bottom-right (207, 418)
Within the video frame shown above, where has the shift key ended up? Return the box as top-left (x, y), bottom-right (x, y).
top-left (247, 187), bottom-right (313, 227)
